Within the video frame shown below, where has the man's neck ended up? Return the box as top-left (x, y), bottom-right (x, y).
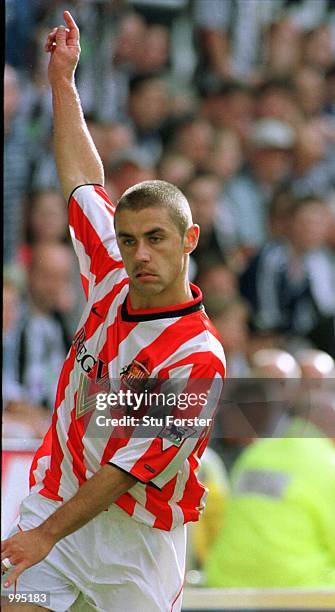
top-left (128, 280), bottom-right (193, 310)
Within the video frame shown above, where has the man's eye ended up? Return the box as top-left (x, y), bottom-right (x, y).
top-left (123, 239), bottom-right (135, 246)
top-left (150, 236), bottom-right (162, 243)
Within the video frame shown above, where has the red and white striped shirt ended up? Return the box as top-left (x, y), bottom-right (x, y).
top-left (29, 185), bottom-right (226, 530)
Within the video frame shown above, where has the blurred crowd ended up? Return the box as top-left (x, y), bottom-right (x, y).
top-left (3, 0), bottom-right (335, 588)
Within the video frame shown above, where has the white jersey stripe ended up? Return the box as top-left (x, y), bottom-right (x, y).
top-left (169, 460), bottom-right (190, 529)
top-left (72, 185), bottom-right (121, 263)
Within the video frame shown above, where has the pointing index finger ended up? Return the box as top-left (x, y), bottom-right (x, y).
top-left (63, 10), bottom-right (79, 34)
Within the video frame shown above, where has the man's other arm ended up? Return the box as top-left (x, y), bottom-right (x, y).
top-left (46, 11), bottom-right (104, 200)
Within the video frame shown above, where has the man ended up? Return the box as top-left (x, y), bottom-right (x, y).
top-left (3, 243), bottom-right (74, 439)
top-left (240, 195), bottom-right (335, 356)
top-left (216, 118), bottom-right (295, 252)
top-left (1, 11), bottom-right (225, 612)
top-left (205, 350), bottom-right (335, 588)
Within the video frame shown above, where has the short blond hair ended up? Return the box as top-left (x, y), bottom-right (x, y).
top-left (116, 180), bottom-right (193, 236)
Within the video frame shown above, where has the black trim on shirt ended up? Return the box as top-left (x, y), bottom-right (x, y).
top-left (67, 183), bottom-right (104, 207)
top-left (121, 294), bottom-right (203, 322)
top-left (108, 462), bottom-right (162, 490)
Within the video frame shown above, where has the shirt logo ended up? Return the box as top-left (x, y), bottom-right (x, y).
top-left (120, 358), bottom-right (152, 392)
top-left (73, 327), bottom-right (97, 374)
top-left (73, 326), bottom-right (110, 419)
top-left (159, 423), bottom-right (196, 450)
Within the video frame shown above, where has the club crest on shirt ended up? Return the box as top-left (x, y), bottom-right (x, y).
top-left (120, 358), bottom-right (153, 392)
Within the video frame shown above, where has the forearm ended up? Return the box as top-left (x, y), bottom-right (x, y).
top-left (52, 76), bottom-right (104, 200)
top-left (39, 464), bottom-right (136, 544)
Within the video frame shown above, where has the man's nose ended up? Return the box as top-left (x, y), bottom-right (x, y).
top-left (134, 240), bottom-right (151, 262)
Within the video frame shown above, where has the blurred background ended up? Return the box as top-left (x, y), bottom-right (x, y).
top-left (3, 0), bottom-right (335, 602)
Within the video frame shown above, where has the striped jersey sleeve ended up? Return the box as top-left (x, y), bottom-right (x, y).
top-left (107, 359), bottom-right (224, 490)
top-left (68, 184), bottom-right (124, 300)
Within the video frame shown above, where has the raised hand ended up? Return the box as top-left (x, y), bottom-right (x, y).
top-left (45, 10), bottom-right (81, 83)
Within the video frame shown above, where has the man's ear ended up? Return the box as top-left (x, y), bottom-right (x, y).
top-left (184, 224), bottom-right (200, 254)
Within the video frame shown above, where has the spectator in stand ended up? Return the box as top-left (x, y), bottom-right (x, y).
top-left (254, 78), bottom-right (302, 126)
top-left (3, 243), bottom-right (76, 439)
top-left (86, 119), bottom-right (135, 170)
top-left (206, 298), bottom-right (251, 378)
top-left (193, 0), bottom-right (281, 86)
top-left (199, 81), bottom-right (254, 143)
top-left (3, 273), bottom-right (51, 439)
top-left (3, 276), bottom-right (45, 435)
top-left (294, 66), bottom-right (327, 119)
top-left (29, 127), bottom-right (61, 192)
top-left (168, 117), bottom-right (215, 172)
top-left (98, 13), bottom-right (172, 122)
top-left (240, 196), bottom-right (335, 356)
top-left (204, 351), bottom-right (335, 588)
top-left (206, 129), bottom-right (243, 182)
top-left (157, 152), bottom-right (195, 188)
top-left (290, 120), bottom-right (335, 199)
top-left (5, 0), bottom-right (38, 72)
top-left (217, 119), bottom-right (295, 256)
top-left (267, 187), bottom-right (294, 240)
top-left (262, 17), bottom-right (302, 80)
top-left (87, 11), bottom-right (146, 123)
top-left (185, 174), bottom-right (227, 266)
top-left (196, 260), bottom-right (238, 304)
top-left (18, 28), bottom-right (53, 147)
top-left (127, 75), bottom-right (171, 165)
top-left (4, 64), bottom-right (30, 265)
top-left (212, 349), bottom-right (299, 473)
top-left (106, 151), bottom-right (156, 199)
top-left (112, 11), bottom-right (147, 72)
top-left (132, 24), bottom-right (170, 76)
top-left (302, 24), bottom-right (334, 73)
top-left (18, 190), bottom-right (68, 267)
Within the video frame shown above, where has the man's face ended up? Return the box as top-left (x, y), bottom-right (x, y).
top-left (188, 177), bottom-right (219, 231)
top-left (29, 246), bottom-right (74, 313)
top-left (129, 80), bottom-right (169, 131)
top-left (115, 207), bottom-right (197, 303)
top-left (290, 203), bottom-right (328, 251)
top-left (252, 148), bottom-right (291, 184)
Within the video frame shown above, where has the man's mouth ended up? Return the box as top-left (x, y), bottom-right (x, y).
top-left (135, 271), bottom-right (158, 281)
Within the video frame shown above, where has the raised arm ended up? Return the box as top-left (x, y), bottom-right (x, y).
top-left (45, 11), bottom-right (104, 200)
